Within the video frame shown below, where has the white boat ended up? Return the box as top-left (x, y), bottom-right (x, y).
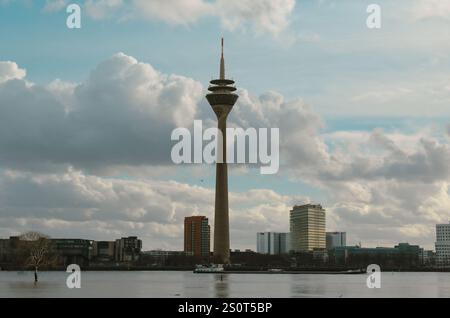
top-left (268, 268), bottom-right (284, 272)
top-left (194, 264), bottom-right (224, 273)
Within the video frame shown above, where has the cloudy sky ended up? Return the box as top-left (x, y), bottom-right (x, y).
top-left (1, 0), bottom-right (450, 250)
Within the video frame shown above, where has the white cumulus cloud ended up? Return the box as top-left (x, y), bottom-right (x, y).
top-left (0, 61), bottom-right (26, 84)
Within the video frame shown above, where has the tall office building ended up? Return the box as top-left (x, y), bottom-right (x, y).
top-left (290, 204), bottom-right (326, 252)
top-left (184, 216), bottom-right (210, 258)
top-left (256, 232), bottom-right (290, 255)
top-left (435, 222), bottom-right (450, 267)
top-left (326, 232), bottom-right (346, 250)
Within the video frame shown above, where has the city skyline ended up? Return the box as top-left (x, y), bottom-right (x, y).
top-left (1, 208), bottom-right (445, 254)
top-left (1, 1), bottom-right (450, 252)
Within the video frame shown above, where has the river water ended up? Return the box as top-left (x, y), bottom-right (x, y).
top-left (1, 271), bottom-right (449, 298)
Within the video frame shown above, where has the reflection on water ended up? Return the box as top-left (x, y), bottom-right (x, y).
top-left (7, 275), bottom-right (62, 298)
top-left (291, 275), bottom-right (327, 298)
top-left (1, 271), bottom-right (450, 298)
top-left (214, 274), bottom-right (229, 298)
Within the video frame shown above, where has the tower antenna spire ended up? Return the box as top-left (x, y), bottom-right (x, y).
top-left (220, 37), bottom-right (225, 80)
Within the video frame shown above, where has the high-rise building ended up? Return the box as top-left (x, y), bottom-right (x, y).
top-left (279, 233), bottom-right (290, 254)
top-left (435, 222), bottom-right (450, 267)
top-left (115, 236), bottom-right (142, 262)
top-left (206, 39), bottom-right (239, 264)
top-left (326, 232), bottom-right (346, 250)
top-left (256, 232), bottom-right (270, 254)
top-left (184, 216), bottom-right (210, 258)
top-left (256, 232), bottom-right (290, 255)
top-left (290, 204), bottom-right (326, 252)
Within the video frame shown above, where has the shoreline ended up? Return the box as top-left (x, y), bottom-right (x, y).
top-left (2, 268), bottom-right (450, 273)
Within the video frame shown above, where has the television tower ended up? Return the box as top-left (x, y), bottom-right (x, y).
top-left (206, 38), bottom-right (239, 264)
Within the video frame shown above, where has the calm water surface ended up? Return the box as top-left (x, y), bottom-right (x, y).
top-left (1, 271), bottom-right (449, 298)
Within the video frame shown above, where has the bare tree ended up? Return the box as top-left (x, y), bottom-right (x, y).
top-left (18, 232), bottom-right (56, 283)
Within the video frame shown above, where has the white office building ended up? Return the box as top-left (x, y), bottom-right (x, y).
top-left (257, 232), bottom-right (290, 255)
top-left (326, 232), bottom-right (346, 250)
top-left (435, 222), bottom-right (450, 267)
